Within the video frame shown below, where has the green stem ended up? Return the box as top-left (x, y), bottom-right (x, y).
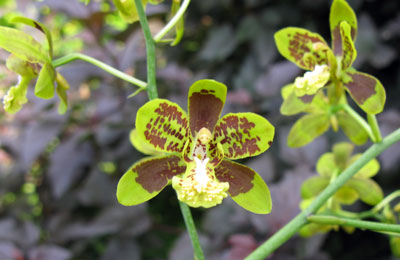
top-left (373, 190), bottom-right (400, 213)
top-left (327, 169), bottom-right (340, 209)
top-left (340, 103), bottom-right (375, 142)
top-left (134, 0), bottom-right (158, 100)
top-left (52, 53), bottom-right (147, 89)
top-left (245, 128), bottom-right (400, 260)
top-left (307, 215), bottom-right (400, 234)
top-left (153, 0), bottom-right (191, 42)
top-left (368, 114), bottom-right (383, 142)
top-left (179, 201), bottom-right (205, 260)
top-left (134, 0), bottom-right (203, 258)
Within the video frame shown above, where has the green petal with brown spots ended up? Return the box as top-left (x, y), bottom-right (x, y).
top-left (274, 27), bottom-right (329, 70)
top-left (215, 160), bottom-right (271, 214)
top-left (188, 79), bottom-right (227, 136)
top-left (287, 113), bottom-right (330, 148)
top-left (330, 0), bottom-right (357, 56)
top-left (338, 21), bottom-right (357, 69)
top-left (211, 112), bottom-right (274, 160)
top-left (136, 99), bottom-right (190, 154)
top-left (343, 71), bottom-right (386, 114)
top-left (117, 155), bottom-right (186, 206)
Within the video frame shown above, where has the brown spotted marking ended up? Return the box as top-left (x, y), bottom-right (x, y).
top-left (341, 29), bottom-right (355, 69)
top-left (189, 90), bottom-right (223, 136)
top-left (300, 94), bottom-right (314, 104)
top-left (144, 102), bottom-right (188, 152)
top-left (33, 21), bottom-right (45, 33)
top-left (332, 24), bottom-right (357, 60)
top-left (345, 73), bottom-right (376, 104)
top-left (213, 115), bottom-right (260, 158)
top-left (332, 26), bottom-right (342, 56)
top-left (215, 160), bottom-right (254, 196)
top-left (135, 156), bottom-right (186, 193)
top-left (288, 32), bottom-right (327, 69)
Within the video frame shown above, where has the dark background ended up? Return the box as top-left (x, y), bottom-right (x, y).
top-left (0, 0), bottom-right (399, 259)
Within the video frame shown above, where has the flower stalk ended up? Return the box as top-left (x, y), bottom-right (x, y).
top-left (52, 53), bottom-right (147, 89)
top-left (154, 0), bottom-right (191, 42)
top-left (133, 0), bottom-right (203, 258)
top-left (307, 215), bottom-right (400, 234)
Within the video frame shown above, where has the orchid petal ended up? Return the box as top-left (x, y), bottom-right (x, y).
top-left (136, 99), bottom-right (190, 154)
top-left (188, 79), bottom-right (227, 136)
top-left (211, 113), bottom-right (274, 160)
top-left (215, 160), bottom-right (271, 214)
top-left (117, 155), bottom-right (186, 206)
top-left (274, 27), bottom-right (330, 70)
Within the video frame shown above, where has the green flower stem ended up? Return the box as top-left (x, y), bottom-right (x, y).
top-left (340, 103), bottom-right (376, 142)
top-left (373, 190), bottom-right (400, 213)
top-left (368, 114), bottom-right (383, 143)
top-left (153, 0), bottom-right (191, 42)
top-left (52, 53), bottom-right (147, 89)
top-left (307, 215), bottom-right (400, 234)
top-left (134, 0), bottom-right (158, 100)
top-left (245, 128), bottom-right (400, 260)
top-left (134, 0), bottom-right (203, 258)
top-left (179, 201), bottom-right (205, 260)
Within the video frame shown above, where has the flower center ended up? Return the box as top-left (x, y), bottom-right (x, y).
top-left (172, 127), bottom-right (229, 208)
top-left (294, 64), bottom-right (330, 96)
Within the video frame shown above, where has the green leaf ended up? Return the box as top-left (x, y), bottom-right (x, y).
top-left (350, 154), bottom-right (380, 178)
top-left (136, 99), bottom-right (190, 154)
top-left (215, 160), bottom-right (272, 214)
top-left (11, 16), bottom-right (53, 59)
top-left (170, 0), bottom-right (184, 46)
top-left (334, 186), bottom-right (359, 205)
top-left (332, 142), bottom-right (354, 169)
top-left (212, 112), bottom-right (274, 159)
top-left (55, 73), bottom-right (69, 114)
top-left (343, 71), bottom-right (386, 114)
top-left (301, 176), bottom-right (330, 199)
top-left (6, 54), bottom-right (38, 78)
top-left (345, 178), bottom-right (383, 205)
top-left (338, 21), bottom-right (357, 69)
top-left (113, 0), bottom-right (147, 23)
top-left (274, 27), bottom-right (329, 70)
top-left (0, 26), bottom-right (49, 63)
top-left (117, 155), bottom-right (186, 206)
top-left (330, 0), bottom-right (357, 56)
top-left (34, 62), bottom-right (55, 99)
top-left (129, 129), bottom-right (163, 156)
top-left (337, 111), bottom-right (368, 145)
top-left (287, 113), bottom-right (330, 147)
top-left (3, 76), bottom-right (32, 114)
top-left (316, 153), bottom-right (337, 177)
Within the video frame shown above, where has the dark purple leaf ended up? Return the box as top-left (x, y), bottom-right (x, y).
top-left (48, 131), bottom-right (94, 198)
top-left (28, 245), bottom-right (71, 260)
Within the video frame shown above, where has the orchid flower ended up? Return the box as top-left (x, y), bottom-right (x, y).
top-left (117, 79), bottom-right (275, 214)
